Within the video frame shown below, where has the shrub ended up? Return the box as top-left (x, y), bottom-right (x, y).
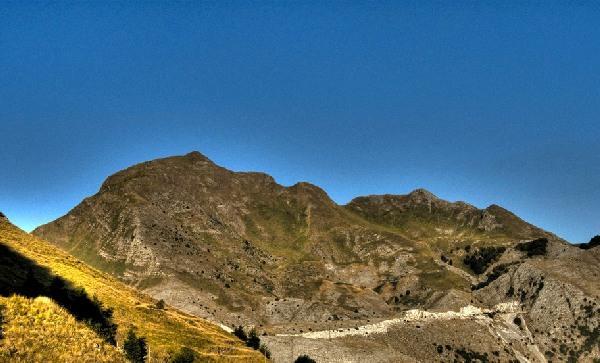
top-left (235, 326), bottom-right (269, 358)
top-left (155, 299), bottom-right (165, 310)
top-left (259, 344), bottom-right (271, 359)
top-left (513, 317), bottom-right (522, 327)
top-left (294, 355), bottom-right (316, 363)
top-left (455, 348), bottom-right (489, 362)
top-left (516, 238), bottom-right (548, 257)
top-left (472, 263), bottom-right (513, 290)
top-left (124, 328), bottom-right (148, 363)
top-left (246, 328), bottom-right (260, 350)
top-left (169, 346), bottom-right (195, 363)
top-left (233, 325), bottom-right (247, 341)
top-left (463, 246), bottom-right (506, 274)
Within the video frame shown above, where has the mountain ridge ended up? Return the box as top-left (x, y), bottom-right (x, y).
top-left (32, 152), bottom-right (599, 362)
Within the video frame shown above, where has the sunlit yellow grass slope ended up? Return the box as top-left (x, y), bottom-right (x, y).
top-left (0, 295), bottom-right (125, 363)
top-left (0, 218), bottom-right (264, 362)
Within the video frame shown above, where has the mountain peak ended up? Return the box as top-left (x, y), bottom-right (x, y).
top-left (408, 188), bottom-right (439, 199)
top-left (407, 188), bottom-right (439, 201)
top-left (288, 181), bottom-right (335, 204)
top-left (184, 150), bottom-right (210, 161)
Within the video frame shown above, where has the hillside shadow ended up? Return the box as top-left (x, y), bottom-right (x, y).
top-left (0, 242), bottom-right (117, 344)
top-left (0, 304), bottom-right (4, 340)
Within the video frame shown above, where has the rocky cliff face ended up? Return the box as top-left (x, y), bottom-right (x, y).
top-left (33, 152), bottom-right (599, 362)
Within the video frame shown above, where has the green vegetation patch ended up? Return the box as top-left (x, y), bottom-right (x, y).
top-left (169, 346), bottom-right (196, 363)
top-left (515, 238), bottom-right (548, 257)
top-left (472, 262), bottom-right (516, 290)
top-left (455, 347), bottom-right (490, 363)
top-left (420, 269), bottom-right (469, 292)
top-left (295, 355), bottom-right (317, 363)
top-left (571, 325), bottom-right (600, 360)
top-left (231, 326), bottom-right (271, 360)
top-left (463, 246), bottom-right (506, 274)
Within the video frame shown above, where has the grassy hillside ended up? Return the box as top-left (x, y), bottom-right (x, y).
top-left (0, 217), bottom-right (264, 362)
top-left (0, 295), bottom-right (125, 362)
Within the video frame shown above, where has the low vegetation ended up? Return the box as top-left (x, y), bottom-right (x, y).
top-left (154, 299), bottom-right (166, 310)
top-left (124, 328), bottom-right (148, 363)
top-left (454, 347), bottom-right (490, 362)
top-left (472, 263), bottom-right (514, 290)
top-left (568, 324), bottom-right (600, 362)
top-left (246, 329), bottom-right (261, 350)
top-left (294, 355), bottom-right (316, 363)
top-left (577, 235), bottom-right (600, 250)
top-left (169, 346), bottom-right (197, 363)
top-left (0, 295), bottom-right (125, 362)
top-left (515, 238), bottom-right (548, 257)
top-left (232, 326), bottom-right (271, 359)
top-left (233, 326), bottom-right (248, 342)
top-left (463, 246), bottom-right (506, 274)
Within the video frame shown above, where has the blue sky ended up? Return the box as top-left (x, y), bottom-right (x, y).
top-left (1, 1), bottom-right (598, 242)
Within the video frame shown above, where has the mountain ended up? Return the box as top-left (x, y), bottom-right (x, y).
top-left (0, 213), bottom-right (263, 362)
top-left (33, 152), bottom-right (600, 362)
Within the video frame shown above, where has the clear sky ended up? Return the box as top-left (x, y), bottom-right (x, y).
top-left (1, 2), bottom-right (598, 242)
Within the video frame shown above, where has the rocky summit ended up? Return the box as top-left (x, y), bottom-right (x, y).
top-left (34, 152), bottom-right (600, 362)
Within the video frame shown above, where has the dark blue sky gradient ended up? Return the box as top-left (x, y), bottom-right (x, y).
top-left (1, 2), bottom-right (599, 242)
